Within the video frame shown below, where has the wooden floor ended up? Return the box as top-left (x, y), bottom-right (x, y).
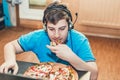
top-left (0, 27), bottom-right (120, 80)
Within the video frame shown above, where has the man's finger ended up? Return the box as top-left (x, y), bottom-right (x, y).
top-left (13, 64), bottom-right (18, 75)
top-left (13, 68), bottom-right (18, 74)
top-left (46, 45), bottom-right (57, 51)
top-left (4, 66), bottom-right (9, 74)
top-left (0, 64), bottom-right (5, 73)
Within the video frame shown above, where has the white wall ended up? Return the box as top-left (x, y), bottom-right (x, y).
top-left (19, 0), bottom-right (44, 20)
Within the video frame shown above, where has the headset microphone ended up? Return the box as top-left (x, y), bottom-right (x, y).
top-left (73, 12), bottom-right (78, 26)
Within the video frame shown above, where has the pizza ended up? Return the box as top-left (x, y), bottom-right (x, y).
top-left (50, 40), bottom-right (62, 46)
top-left (23, 62), bottom-right (78, 80)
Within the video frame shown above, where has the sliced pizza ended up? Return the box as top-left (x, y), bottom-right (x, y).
top-left (23, 62), bottom-right (78, 80)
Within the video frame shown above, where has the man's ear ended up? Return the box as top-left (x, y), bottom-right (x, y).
top-left (43, 24), bottom-right (47, 32)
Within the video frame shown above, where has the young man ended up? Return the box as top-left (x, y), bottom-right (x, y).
top-left (0, 2), bottom-right (98, 80)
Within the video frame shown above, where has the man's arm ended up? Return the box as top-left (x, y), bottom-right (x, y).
top-left (0, 40), bottom-right (24, 74)
top-left (69, 53), bottom-right (98, 80)
top-left (47, 44), bottom-right (98, 80)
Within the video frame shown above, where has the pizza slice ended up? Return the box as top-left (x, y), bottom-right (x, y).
top-left (23, 62), bottom-right (53, 79)
top-left (50, 41), bottom-right (57, 46)
top-left (50, 40), bottom-right (62, 46)
top-left (49, 66), bottom-right (75, 80)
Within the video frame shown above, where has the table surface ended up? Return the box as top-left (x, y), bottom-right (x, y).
top-left (0, 61), bottom-right (88, 80)
top-left (18, 61), bottom-right (88, 78)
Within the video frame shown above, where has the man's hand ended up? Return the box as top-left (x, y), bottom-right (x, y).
top-left (0, 61), bottom-right (18, 74)
top-left (87, 62), bottom-right (98, 80)
top-left (46, 44), bottom-right (74, 61)
top-left (90, 70), bottom-right (98, 80)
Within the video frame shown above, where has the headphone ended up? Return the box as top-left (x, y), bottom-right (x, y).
top-left (43, 2), bottom-right (74, 31)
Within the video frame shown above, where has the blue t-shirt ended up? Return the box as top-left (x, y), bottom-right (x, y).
top-left (18, 29), bottom-right (95, 65)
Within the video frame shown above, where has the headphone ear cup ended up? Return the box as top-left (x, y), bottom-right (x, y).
top-left (68, 21), bottom-right (73, 30)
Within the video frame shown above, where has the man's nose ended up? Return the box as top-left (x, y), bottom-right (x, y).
top-left (55, 31), bottom-right (59, 38)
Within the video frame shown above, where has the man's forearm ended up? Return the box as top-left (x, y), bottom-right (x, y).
top-left (68, 52), bottom-right (98, 80)
top-left (4, 43), bottom-right (16, 62)
top-left (69, 52), bottom-right (97, 72)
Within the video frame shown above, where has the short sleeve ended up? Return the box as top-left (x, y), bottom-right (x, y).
top-left (76, 38), bottom-right (96, 62)
top-left (18, 32), bottom-right (36, 51)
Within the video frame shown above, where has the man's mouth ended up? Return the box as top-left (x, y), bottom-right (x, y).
top-left (52, 39), bottom-right (62, 44)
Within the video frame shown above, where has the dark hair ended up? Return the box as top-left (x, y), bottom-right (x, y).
top-left (43, 2), bottom-right (72, 26)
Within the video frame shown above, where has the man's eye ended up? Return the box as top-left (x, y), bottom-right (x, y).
top-left (60, 27), bottom-right (65, 30)
top-left (49, 29), bottom-right (54, 31)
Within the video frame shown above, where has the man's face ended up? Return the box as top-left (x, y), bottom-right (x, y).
top-left (47, 19), bottom-right (68, 43)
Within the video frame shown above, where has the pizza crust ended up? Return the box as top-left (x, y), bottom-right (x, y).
top-left (50, 42), bottom-right (57, 46)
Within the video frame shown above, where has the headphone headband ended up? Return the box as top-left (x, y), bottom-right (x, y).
top-left (43, 2), bottom-right (72, 23)
top-left (47, 8), bottom-right (72, 21)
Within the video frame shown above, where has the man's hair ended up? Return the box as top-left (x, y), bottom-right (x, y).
top-left (43, 2), bottom-right (72, 26)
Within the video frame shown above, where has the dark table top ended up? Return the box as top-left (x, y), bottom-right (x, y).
top-left (0, 60), bottom-right (88, 80)
top-left (18, 61), bottom-right (88, 79)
